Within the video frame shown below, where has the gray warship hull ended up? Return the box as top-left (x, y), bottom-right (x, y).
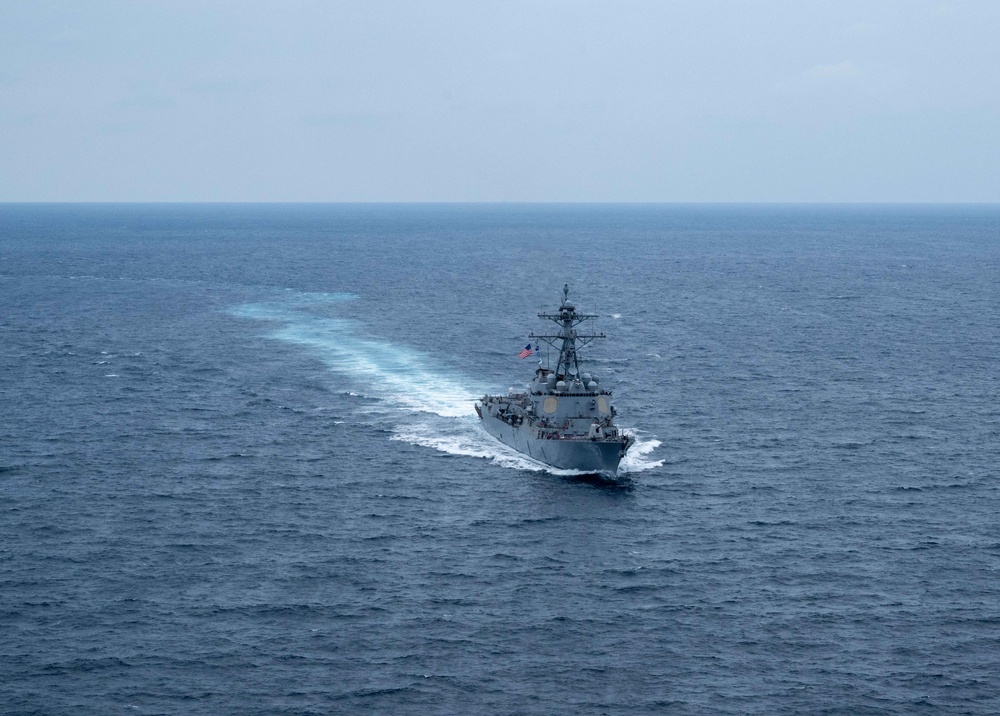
top-left (477, 284), bottom-right (635, 477)
top-left (479, 408), bottom-right (626, 474)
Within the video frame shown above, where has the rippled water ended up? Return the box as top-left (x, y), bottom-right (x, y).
top-left (2, 204), bottom-right (999, 714)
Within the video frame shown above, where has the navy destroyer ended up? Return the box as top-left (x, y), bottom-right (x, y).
top-left (476, 284), bottom-right (634, 475)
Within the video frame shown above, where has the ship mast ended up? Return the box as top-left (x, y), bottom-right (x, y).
top-left (530, 284), bottom-right (605, 379)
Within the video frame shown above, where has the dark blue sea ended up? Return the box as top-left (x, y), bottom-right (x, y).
top-left (2, 204), bottom-right (999, 715)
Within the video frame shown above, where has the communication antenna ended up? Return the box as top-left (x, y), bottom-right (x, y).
top-left (530, 283), bottom-right (605, 379)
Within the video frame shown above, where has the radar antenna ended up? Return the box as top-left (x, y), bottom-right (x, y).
top-left (530, 284), bottom-right (605, 378)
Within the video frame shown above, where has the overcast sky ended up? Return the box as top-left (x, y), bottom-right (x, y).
top-left (1, 1), bottom-right (998, 202)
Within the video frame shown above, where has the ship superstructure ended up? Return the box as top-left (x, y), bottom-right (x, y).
top-left (476, 284), bottom-right (634, 475)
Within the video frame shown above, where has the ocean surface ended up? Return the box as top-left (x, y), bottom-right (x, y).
top-left (2, 203), bottom-right (999, 715)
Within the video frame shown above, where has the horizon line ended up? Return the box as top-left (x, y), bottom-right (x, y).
top-left (2, 200), bottom-right (999, 207)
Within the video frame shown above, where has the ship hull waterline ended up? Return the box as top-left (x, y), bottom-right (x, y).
top-left (479, 407), bottom-right (626, 476)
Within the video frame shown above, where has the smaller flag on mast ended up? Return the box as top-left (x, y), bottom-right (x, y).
top-left (517, 343), bottom-right (534, 359)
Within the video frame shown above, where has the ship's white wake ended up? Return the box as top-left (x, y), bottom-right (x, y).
top-left (232, 293), bottom-right (661, 476)
top-left (618, 433), bottom-right (664, 473)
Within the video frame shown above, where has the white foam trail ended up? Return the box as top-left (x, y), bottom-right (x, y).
top-left (272, 320), bottom-right (478, 418)
top-left (233, 292), bottom-right (661, 477)
top-left (233, 299), bottom-right (482, 418)
top-left (619, 432), bottom-right (664, 473)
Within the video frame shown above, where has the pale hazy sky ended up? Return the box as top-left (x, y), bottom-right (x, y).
top-left (1, 1), bottom-right (998, 202)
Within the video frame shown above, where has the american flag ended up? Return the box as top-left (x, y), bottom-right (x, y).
top-left (517, 344), bottom-right (534, 359)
